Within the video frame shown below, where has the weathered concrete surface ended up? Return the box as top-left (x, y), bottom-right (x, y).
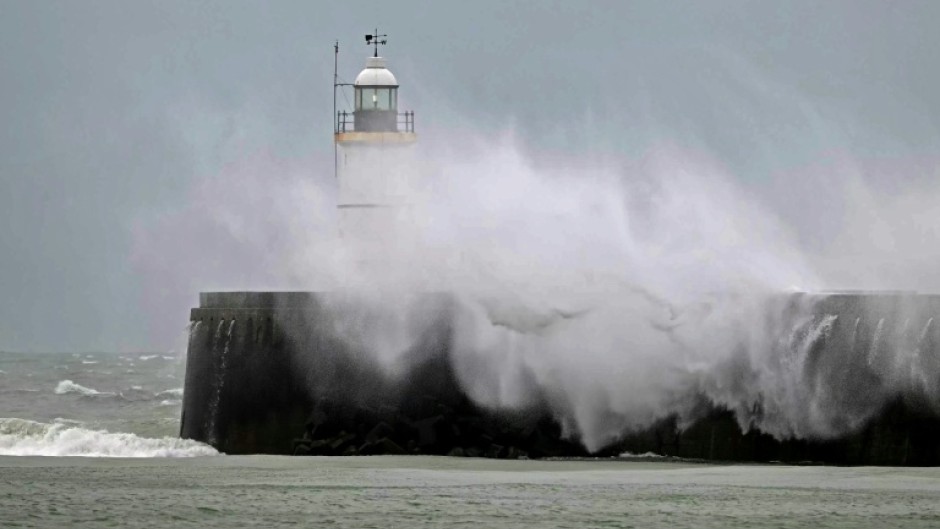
top-left (181, 291), bottom-right (582, 457)
top-left (181, 291), bottom-right (940, 463)
top-left (611, 400), bottom-right (940, 465)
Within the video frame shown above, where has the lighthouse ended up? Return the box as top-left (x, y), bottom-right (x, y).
top-left (334, 31), bottom-right (417, 276)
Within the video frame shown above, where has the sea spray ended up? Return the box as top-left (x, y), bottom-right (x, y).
top-left (293, 140), bottom-right (835, 451)
top-left (137, 121), bottom-right (940, 452)
top-left (203, 320), bottom-right (226, 443)
top-left (303, 138), bottom-right (939, 450)
top-left (868, 318), bottom-right (887, 368)
top-left (206, 319), bottom-right (235, 446)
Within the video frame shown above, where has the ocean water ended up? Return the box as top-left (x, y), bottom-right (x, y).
top-left (0, 351), bottom-right (210, 456)
top-left (3, 352), bottom-right (940, 528)
top-left (3, 456), bottom-right (940, 527)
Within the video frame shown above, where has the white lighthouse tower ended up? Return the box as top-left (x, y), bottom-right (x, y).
top-left (334, 31), bottom-right (417, 278)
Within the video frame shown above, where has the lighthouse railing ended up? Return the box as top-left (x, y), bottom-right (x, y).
top-left (397, 111), bottom-right (415, 133)
top-left (336, 111), bottom-right (415, 133)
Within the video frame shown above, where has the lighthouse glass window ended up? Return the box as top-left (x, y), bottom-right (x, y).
top-left (356, 87), bottom-right (397, 111)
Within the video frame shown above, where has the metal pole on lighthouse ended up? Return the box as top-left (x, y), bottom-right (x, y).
top-left (333, 39), bottom-right (339, 181)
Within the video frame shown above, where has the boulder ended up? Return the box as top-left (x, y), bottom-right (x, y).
top-left (412, 415), bottom-right (443, 449)
top-left (365, 421), bottom-right (394, 443)
top-left (485, 444), bottom-right (505, 459)
top-left (359, 437), bottom-right (406, 456)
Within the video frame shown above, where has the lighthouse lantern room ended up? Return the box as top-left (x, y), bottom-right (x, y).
top-left (353, 57), bottom-right (398, 132)
top-left (335, 30), bottom-right (415, 141)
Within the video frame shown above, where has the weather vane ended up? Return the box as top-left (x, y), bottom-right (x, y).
top-left (364, 29), bottom-right (387, 57)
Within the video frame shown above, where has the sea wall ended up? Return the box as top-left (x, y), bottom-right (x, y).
top-left (180, 293), bottom-right (310, 454)
top-left (181, 291), bottom-right (940, 463)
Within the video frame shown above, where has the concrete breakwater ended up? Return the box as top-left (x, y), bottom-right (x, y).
top-left (180, 292), bottom-right (584, 458)
top-left (180, 291), bottom-right (940, 464)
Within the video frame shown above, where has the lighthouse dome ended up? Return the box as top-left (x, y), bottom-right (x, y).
top-left (354, 57), bottom-right (398, 87)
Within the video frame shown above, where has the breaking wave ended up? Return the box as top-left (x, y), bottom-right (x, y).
top-left (157, 388), bottom-right (183, 398)
top-left (0, 418), bottom-right (217, 457)
top-left (54, 381), bottom-right (185, 405)
top-left (54, 380), bottom-right (113, 397)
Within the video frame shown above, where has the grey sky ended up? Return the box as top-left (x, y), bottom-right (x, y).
top-left (2, 1), bottom-right (939, 352)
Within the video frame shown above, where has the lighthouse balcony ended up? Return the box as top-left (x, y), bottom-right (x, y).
top-left (336, 110), bottom-right (415, 134)
top-left (335, 111), bottom-right (415, 143)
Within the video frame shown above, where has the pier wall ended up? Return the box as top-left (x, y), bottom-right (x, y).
top-left (181, 291), bottom-right (940, 463)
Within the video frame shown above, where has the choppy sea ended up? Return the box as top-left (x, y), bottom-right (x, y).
top-left (3, 351), bottom-right (940, 528)
top-left (0, 351), bottom-right (209, 457)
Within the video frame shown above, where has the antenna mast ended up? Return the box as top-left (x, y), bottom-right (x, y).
top-left (333, 40), bottom-right (339, 180)
top-left (364, 29), bottom-right (387, 57)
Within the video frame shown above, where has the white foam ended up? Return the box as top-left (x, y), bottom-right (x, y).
top-left (157, 388), bottom-right (183, 398)
top-left (138, 355), bottom-right (159, 361)
top-left (81, 360), bottom-right (98, 365)
top-left (620, 451), bottom-right (668, 459)
top-left (0, 418), bottom-right (218, 457)
top-left (54, 380), bottom-right (113, 397)
top-left (158, 399), bottom-right (182, 407)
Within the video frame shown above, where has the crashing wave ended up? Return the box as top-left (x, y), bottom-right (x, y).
top-left (0, 418), bottom-right (218, 457)
top-left (157, 388), bottom-right (183, 398)
top-left (54, 380), bottom-right (113, 397)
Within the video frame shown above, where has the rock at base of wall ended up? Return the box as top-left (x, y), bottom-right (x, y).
top-left (291, 393), bottom-right (585, 459)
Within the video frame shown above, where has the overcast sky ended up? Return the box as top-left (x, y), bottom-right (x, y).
top-left (2, 1), bottom-right (939, 352)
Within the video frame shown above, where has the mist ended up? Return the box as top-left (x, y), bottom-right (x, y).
top-left (135, 89), bottom-right (940, 449)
